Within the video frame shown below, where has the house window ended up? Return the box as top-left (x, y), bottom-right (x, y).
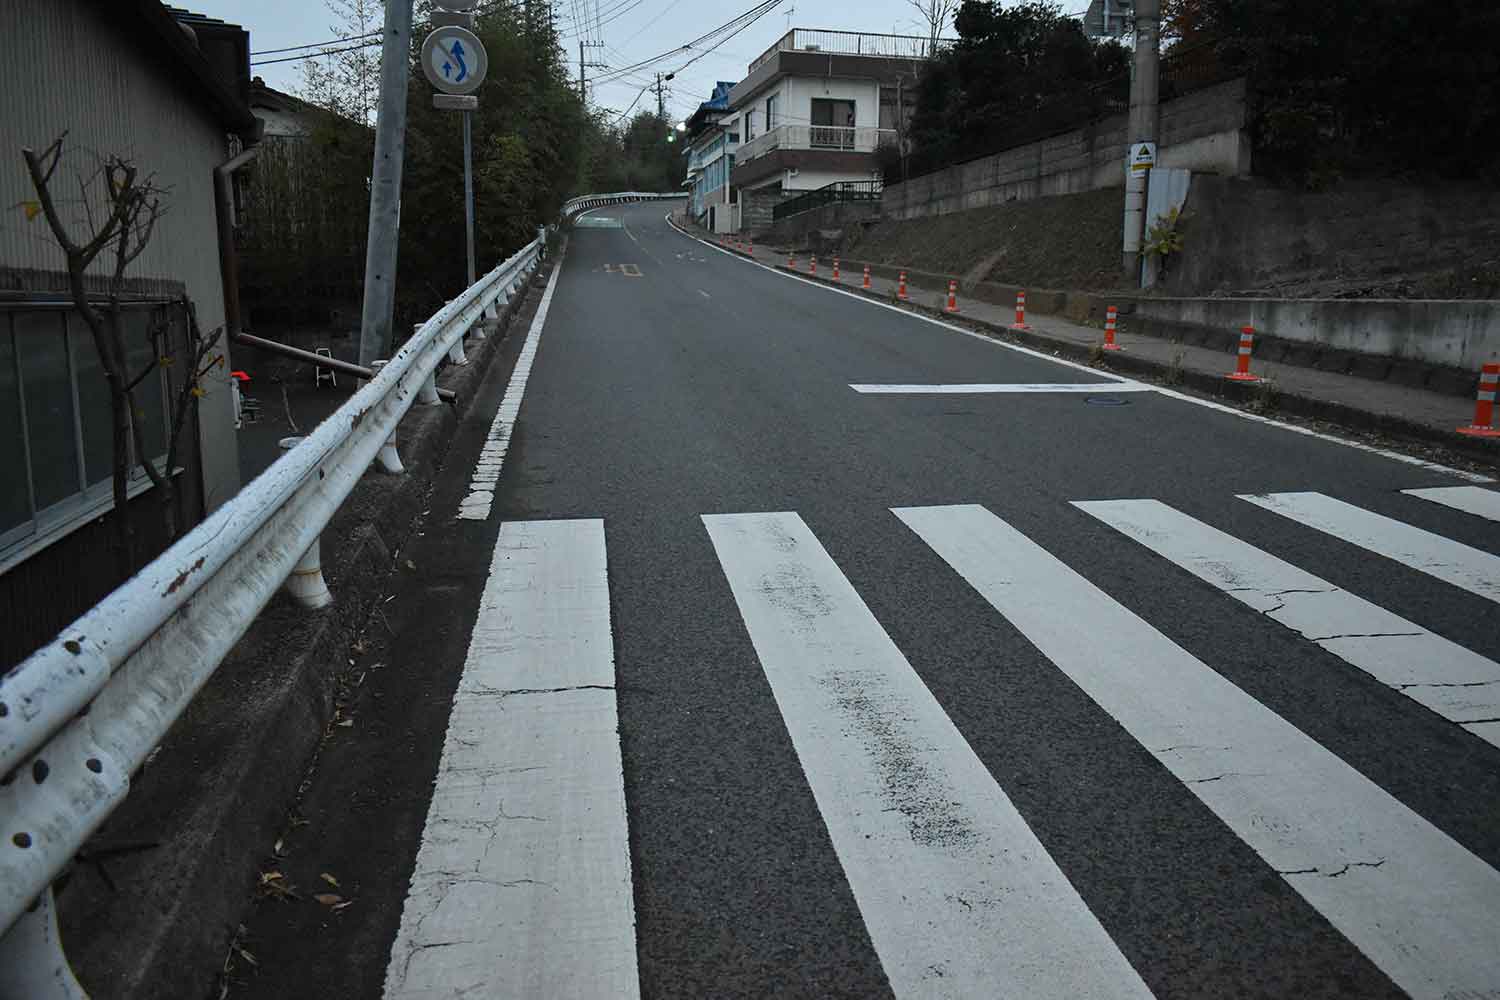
top-left (811, 99), bottom-right (857, 149)
top-left (0, 301), bottom-right (176, 559)
top-left (744, 110), bottom-right (755, 140)
top-left (765, 94), bottom-right (779, 131)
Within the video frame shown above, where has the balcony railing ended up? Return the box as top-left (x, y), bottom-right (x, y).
top-left (737, 125), bottom-right (898, 163)
top-left (748, 28), bottom-right (951, 73)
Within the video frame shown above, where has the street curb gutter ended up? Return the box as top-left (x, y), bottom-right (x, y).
top-left (54, 256), bottom-right (561, 1000)
top-left (726, 243), bottom-right (1498, 470)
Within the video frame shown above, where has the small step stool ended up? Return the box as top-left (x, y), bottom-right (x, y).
top-left (314, 347), bottom-right (338, 388)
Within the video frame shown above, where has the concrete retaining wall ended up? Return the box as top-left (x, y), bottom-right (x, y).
top-left (1131, 297), bottom-right (1500, 374)
top-left (882, 79), bottom-right (1250, 221)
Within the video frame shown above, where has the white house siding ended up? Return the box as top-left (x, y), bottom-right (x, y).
top-left (0, 0), bottom-right (241, 510)
top-left (784, 78), bottom-right (880, 129)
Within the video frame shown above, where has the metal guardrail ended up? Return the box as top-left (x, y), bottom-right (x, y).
top-left (0, 191), bottom-right (678, 997)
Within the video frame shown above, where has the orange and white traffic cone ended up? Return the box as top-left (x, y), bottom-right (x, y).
top-left (862, 265), bottom-right (871, 290)
top-left (788, 251), bottom-right (796, 270)
top-left (898, 271), bottom-right (909, 301)
top-left (1458, 362), bottom-right (1500, 437)
top-left (945, 279), bottom-right (960, 313)
top-left (833, 257), bottom-right (841, 280)
top-left (1102, 305), bottom-right (1122, 351)
top-left (748, 240), bottom-right (754, 256)
top-left (810, 255), bottom-right (818, 275)
top-left (1227, 326), bottom-right (1261, 382)
top-left (1013, 290), bottom-right (1029, 329)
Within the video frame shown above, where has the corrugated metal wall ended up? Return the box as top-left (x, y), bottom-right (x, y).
top-left (0, 0), bottom-right (242, 509)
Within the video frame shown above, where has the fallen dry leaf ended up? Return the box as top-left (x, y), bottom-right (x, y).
top-left (313, 893), bottom-right (343, 906)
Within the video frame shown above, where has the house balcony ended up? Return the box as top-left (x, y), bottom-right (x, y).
top-left (732, 125), bottom-right (896, 188)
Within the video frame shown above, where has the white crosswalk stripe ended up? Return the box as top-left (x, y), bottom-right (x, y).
top-left (1075, 498), bottom-right (1500, 748)
top-left (409, 489), bottom-right (1500, 998)
top-left (703, 511), bottom-right (1153, 1000)
top-left (386, 519), bottom-right (638, 1000)
top-left (1241, 491), bottom-right (1500, 604)
top-left (895, 502), bottom-right (1500, 1000)
top-left (1403, 485), bottom-right (1500, 522)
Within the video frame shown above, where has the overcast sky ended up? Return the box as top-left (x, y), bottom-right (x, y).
top-left (195, 0), bottom-right (957, 123)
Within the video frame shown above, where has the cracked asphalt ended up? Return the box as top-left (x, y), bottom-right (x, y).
top-left (227, 202), bottom-right (1500, 999)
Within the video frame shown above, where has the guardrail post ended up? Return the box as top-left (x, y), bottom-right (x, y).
top-left (369, 361), bottom-right (405, 474)
top-left (285, 537), bottom-right (333, 609)
top-left (0, 889), bottom-right (88, 999)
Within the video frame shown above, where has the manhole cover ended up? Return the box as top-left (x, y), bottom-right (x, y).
top-left (1085, 396), bottom-right (1132, 406)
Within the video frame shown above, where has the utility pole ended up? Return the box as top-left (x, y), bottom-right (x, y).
top-left (1121, 0), bottom-right (1160, 283)
top-left (578, 40), bottom-right (606, 103)
top-left (358, 0), bottom-right (415, 368)
top-left (653, 72), bottom-right (667, 119)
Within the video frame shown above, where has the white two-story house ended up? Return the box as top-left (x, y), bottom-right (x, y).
top-left (726, 29), bottom-right (937, 232)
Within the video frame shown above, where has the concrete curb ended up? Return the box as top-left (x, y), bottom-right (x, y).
top-left (777, 261), bottom-right (1500, 468)
top-left (762, 253), bottom-right (1486, 400)
top-left (683, 229), bottom-right (1500, 470)
top-left (55, 256), bottom-right (560, 999)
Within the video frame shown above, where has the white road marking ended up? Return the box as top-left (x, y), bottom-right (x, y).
top-left (850, 382), bottom-right (1152, 394)
top-left (895, 503), bottom-right (1500, 1000)
top-left (663, 216), bottom-right (1490, 484)
top-left (698, 289), bottom-right (710, 298)
top-left (1241, 492), bottom-right (1500, 604)
top-left (1075, 498), bottom-right (1500, 746)
top-left (702, 511), bottom-right (1153, 1000)
top-left (457, 261), bottom-right (561, 520)
top-left (384, 519), bottom-right (638, 1000)
top-left (1403, 485), bottom-right (1500, 522)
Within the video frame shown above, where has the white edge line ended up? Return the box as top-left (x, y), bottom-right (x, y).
top-left (664, 214), bottom-right (1492, 485)
top-left (455, 254), bottom-right (564, 520)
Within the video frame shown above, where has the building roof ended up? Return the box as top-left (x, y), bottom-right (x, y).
top-left (103, 1), bottom-right (261, 141)
top-left (685, 81), bottom-right (738, 137)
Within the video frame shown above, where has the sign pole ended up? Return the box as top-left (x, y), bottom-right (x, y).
top-left (358, 0), bottom-right (416, 368)
top-left (463, 109), bottom-right (476, 288)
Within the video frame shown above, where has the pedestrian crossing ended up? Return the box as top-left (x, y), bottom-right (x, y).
top-left (391, 487), bottom-right (1500, 999)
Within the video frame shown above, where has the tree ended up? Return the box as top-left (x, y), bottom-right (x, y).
top-left (20, 135), bottom-right (223, 573)
top-left (907, 0), bottom-right (961, 55)
top-left (300, 0), bottom-right (384, 127)
top-left (903, 1), bottom-right (1130, 177)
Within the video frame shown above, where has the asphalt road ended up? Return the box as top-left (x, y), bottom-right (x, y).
top-left (231, 201), bottom-right (1500, 1000)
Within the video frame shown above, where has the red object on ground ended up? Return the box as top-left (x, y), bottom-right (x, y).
top-left (811, 255), bottom-right (818, 275)
top-left (833, 257), bottom-right (841, 280)
top-left (1458, 362), bottom-right (1500, 437)
top-left (862, 265), bottom-right (871, 289)
top-left (788, 251), bottom-right (796, 269)
top-left (231, 370), bottom-right (251, 382)
top-left (898, 271), bottom-right (909, 301)
top-left (1013, 290), bottom-right (1029, 329)
top-left (1226, 326), bottom-right (1261, 382)
top-left (1102, 306), bottom-right (1122, 351)
top-left (945, 279), bottom-right (960, 313)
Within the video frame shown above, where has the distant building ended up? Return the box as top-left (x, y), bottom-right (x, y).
top-left (683, 82), bottom-right (739, 232)
top-left (0, 0), bottom-right (261, 666)
top-left (725, 29), bottom-right (936, 232)
top-left (250, 77), bottom-right (319, 139)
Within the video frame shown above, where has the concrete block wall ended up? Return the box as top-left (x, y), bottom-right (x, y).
top-left (883, 79), bottom-right (1248, 221)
